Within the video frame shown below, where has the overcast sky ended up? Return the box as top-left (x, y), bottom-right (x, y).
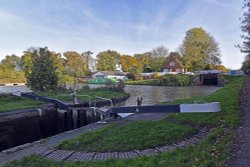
top-left (0, 0), bottom-right (245, 69)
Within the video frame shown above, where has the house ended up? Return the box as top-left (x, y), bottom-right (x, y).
top-left (162, 52), bottom-right (184, 73)
top-left (92, 71), bottom-right (128, 81)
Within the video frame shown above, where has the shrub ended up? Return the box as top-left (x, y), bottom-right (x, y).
top-left (160, 74), bottom-right (190, 86)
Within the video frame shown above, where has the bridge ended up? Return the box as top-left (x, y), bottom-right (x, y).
top-left (195, 70), bottom-right (223, 86)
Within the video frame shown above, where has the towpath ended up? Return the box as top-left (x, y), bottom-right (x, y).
top-left (229, 76), bottom-right (250, 167)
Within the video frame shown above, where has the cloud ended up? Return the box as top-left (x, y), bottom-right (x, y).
top-left (0, 0), bottom-right (245, 69)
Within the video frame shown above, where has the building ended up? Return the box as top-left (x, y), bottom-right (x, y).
top-left (162, 52), bottom-right (184, 73)
top-left (92, 71), bottom-right (128, 81)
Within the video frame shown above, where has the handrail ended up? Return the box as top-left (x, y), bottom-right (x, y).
top-left (95, 96), bottom-right (113, 108)
top-left (56, 94), bottom-right (92, 107)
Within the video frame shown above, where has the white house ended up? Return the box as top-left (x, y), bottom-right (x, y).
top-left (92, 71), bottom-right (128, 81)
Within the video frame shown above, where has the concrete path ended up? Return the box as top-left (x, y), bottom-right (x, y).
top-left (229, 77), bottom-right (250, 167)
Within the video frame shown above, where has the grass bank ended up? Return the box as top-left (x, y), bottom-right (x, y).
top-left (2, 76), bottom-right (244, 166)
top-left (56, 121), bottom-right (195, 152)
top-left (0, 88), bottom-right (128, 112)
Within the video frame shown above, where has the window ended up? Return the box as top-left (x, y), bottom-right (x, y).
top-left (169, 61), bottom-right (175, 67)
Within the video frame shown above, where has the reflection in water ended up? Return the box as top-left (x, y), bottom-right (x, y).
top-left (120, 85), bottom-right (220, 106)
top-left (0, 86), bottom-right (31, 94)
top-left (0, 84), bottom-right (220, 106)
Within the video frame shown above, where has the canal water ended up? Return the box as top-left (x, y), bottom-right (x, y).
top-left (0, 84), bottom-right (220, 105)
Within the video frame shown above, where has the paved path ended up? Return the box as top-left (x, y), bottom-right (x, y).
top-left (229, 77), bottom-right (250, 167)
top-left (41, 128), bottom-right (212, 162)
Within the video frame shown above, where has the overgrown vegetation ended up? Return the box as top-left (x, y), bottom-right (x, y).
top-left (126, 74), bottom-right (197, 86)
top-left (2, 76), bottom-right (244, 166)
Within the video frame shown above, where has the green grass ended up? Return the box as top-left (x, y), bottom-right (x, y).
top-left (164, 76), bottom-right (244, 128)
top-left (0, 94), bottom-right (43, 112)
top-left (56, 121), bottom-right (195, 152)
top-left (2, 128), bottom-right (234, 167)
top-left (1, 76), bottom-right (245, 166)
top-left (126, 79), bottom-right (159, 86)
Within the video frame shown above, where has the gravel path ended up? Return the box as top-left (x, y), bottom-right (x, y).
top-left (229, 76), bottom-right (250, 167)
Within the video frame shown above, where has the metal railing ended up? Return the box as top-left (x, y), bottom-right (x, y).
top-left (95, 96), bottom-right (113, 108)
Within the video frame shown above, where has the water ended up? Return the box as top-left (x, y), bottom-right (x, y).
top-left (0, 84), bottom-right (220, 106)
top-left (0, 85), bottom-right (31, 93)
top-left (121, 85), bottom-right (220, 106)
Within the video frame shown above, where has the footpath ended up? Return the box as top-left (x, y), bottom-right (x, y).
top-left (229, 77), bottom-right (250, 167)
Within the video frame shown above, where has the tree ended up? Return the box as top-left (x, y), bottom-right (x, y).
top-left (120, 55), bottom-right (143, 74)
top-left (63, 51), bottom-right (86, 78)
top-left (134, 53), bottom-right (151, 72)
top-left (81, 51), bottom-right (94, 75)
top-left (181, 27), bottom-right (221, 71)
top-left (96, 50), bottom-right (121, 71)
top-left (238, 0), bottom-right (250, 57)
top-left (214, 65), bottom-right (227, 72)
top-left (27, 47), bottom-right (58, 92)
top-left (0, 54), bottom-right (21, 70)
top-left (149, 46), bottom-right (169, 72)
top-left (242, 55), bottom-right (250, 72)
top-left (50, 52), bottom-right (66, 85)
top-left (21, 51), bottom-right (34, 78)
top-left (0, 54), bottom-right (25, 81)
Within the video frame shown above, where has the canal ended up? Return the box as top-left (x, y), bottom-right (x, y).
top-left (0, 84), bottom-right (220, 151)
top-left (0, 84), bottom-right (220, 105)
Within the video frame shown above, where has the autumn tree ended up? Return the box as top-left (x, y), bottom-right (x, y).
top-left (27, 47), bottom-right (58, 92)
top-left (181, 27), bottom-right (221, 71)
top-left (63, 51), bottom-right (86, 78)
top-left (120, 55), bottom-right (143, 75)
top-left (96, 50), bottom-right (121, 71)
top-left (134, 53), bottom-right (151, 72)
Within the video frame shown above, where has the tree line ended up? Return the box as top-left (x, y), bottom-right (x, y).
top-left (0, 27), bottom-right (224, 92)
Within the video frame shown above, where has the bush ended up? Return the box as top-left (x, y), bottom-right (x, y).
top-left (160, 74), bottom-right (190, 86)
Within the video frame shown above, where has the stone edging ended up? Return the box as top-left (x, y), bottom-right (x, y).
top-left (41, 128), bottom-right (214, 161)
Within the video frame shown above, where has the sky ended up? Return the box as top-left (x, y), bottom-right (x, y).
top-left (0, 0), bottom-right (245, 69)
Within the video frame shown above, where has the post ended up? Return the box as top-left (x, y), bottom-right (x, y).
top-left (72, 90), bottom-right (79, 104)
top-left (137, 95), bottom-right (143, 106)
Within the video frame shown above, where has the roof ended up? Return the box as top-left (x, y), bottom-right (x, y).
top-left (163, 57), bottom-right (183, 69)
top-left (94, 71), bottom-right (127, 76)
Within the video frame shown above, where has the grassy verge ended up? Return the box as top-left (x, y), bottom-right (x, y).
top-left (126, 79), bottom-right (159, 86)
top-left (0, 94), bottom-right (43, 112)
top-left (0, 88), bottom-right (128, 112)
top-left (56, 121), bottom-right (195, 152)
top-left (1, 76), bottom-right (244, 166)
